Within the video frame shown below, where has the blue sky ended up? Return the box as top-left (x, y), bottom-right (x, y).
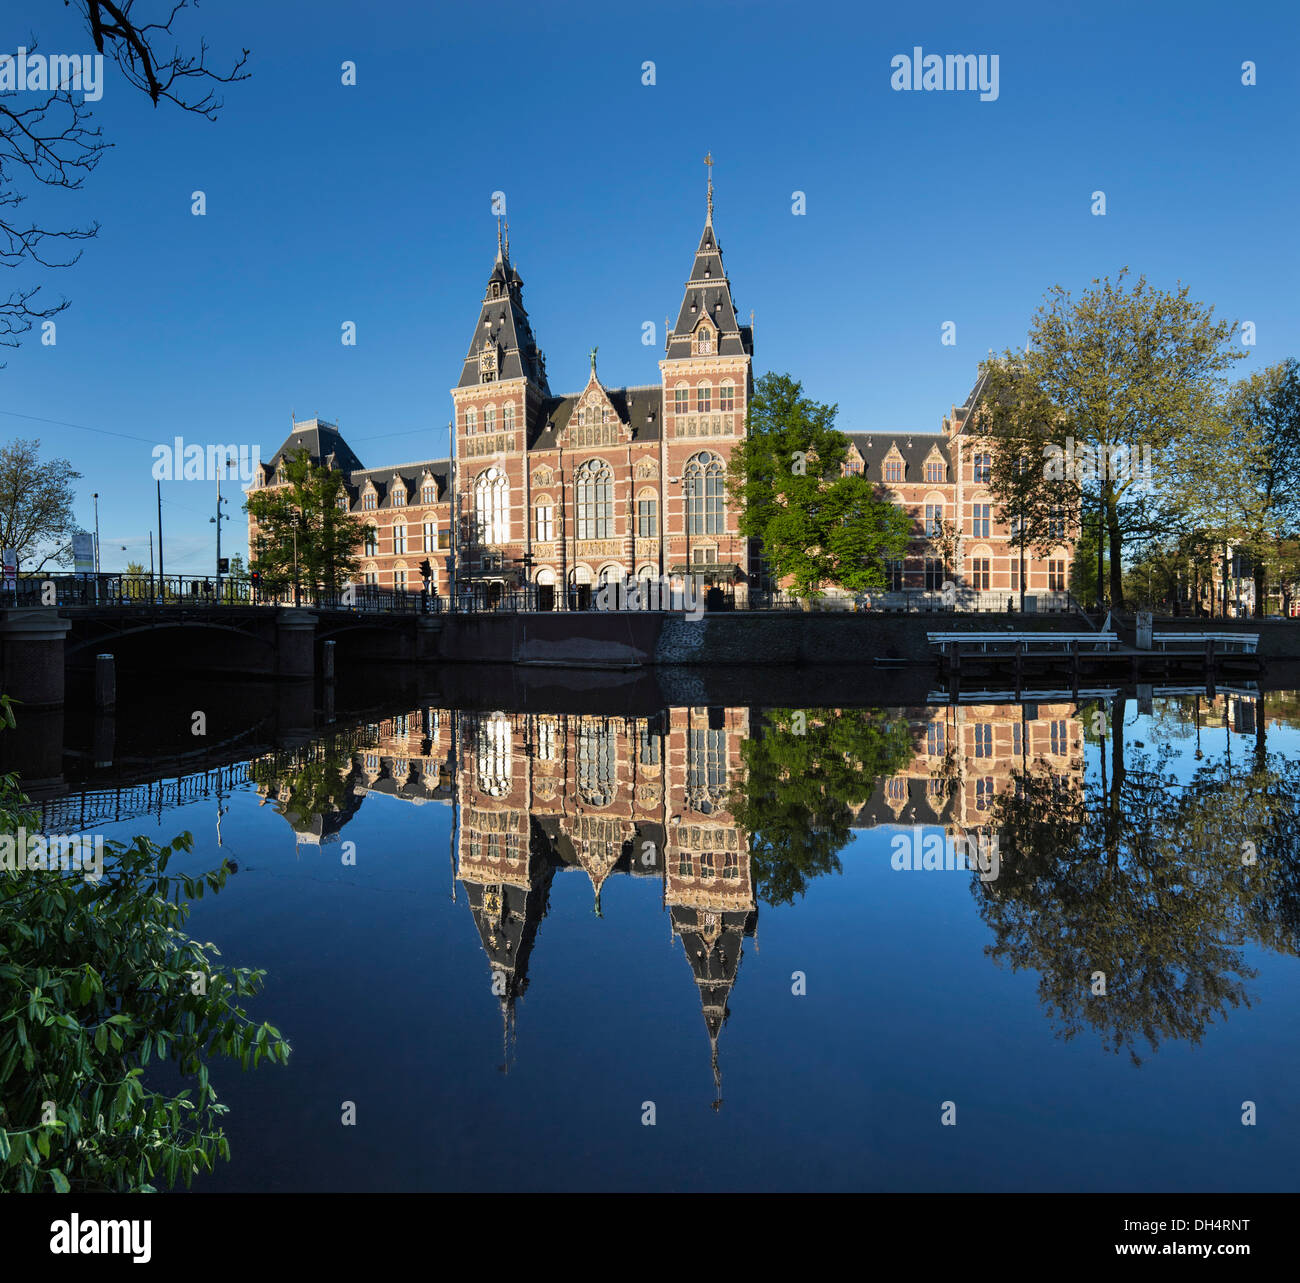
top-left (2, 0), bottom-right (1297, 571)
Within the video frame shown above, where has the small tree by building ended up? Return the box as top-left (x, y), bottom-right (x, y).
top-left (244, 448), bottom-right (365, 599)
top-left (729, 373), bottom-right (912, 598)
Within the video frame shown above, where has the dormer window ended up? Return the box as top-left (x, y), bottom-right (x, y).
top-left (696, 325), bottom-right (715, 356)
top-left (392, 485), bottom-right (406, 506)
top-left (421, 483), bottom-right (436, 504)
top-left (363, 490), bottom-right (377, 511)
top-left (490, 282), bottom-right (501, 299)
top-left (884, 460), bottom-right (904, 483)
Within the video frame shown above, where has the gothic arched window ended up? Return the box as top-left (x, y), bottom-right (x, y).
top-left (576, 458), bottom-right (613, 540)
top-left (685, 452), bottom-right (725, 535)
top-left (474, 467), bottom-right (509, 545)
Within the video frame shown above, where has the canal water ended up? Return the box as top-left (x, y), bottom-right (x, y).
top-left (28, 676), bottom-right (1300, 1191)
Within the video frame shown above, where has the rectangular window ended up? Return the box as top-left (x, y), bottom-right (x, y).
top-left (1049, 559), bottom-right (1066, 592)
top-left (973, 453), bottom-right (992, 483)
top-left (1010, 558), bottom-right (1019, 592)
top-left (719, 384), bottom-right (735, 411)
top-left (1050, 719), bottom-right (1068, 755)
top-left (364, 527), bottom-right (378, 557)
top-left (392, 489), bottom-right (406, 506)
top-left (422, 485), bottom-right (436, 504)
top-left (637, 498), bottom-right (658, 538)
top-left (972, 504), bottom-right (990, 538)
top-left (363, 493), bottom-right (376, 510)
top-left (678, 854), bottom-right (692, 877)
top-left (394, 570), bottom-right (407, 591)
top-left (1012, 721), bottom-right (1023, 756)
top-left (972, 558), bottom-right (990, 591)
top-left (924, 558), bottom-right (945, 591)
top-left (884, 460), bottom-right (903, 483)
top-left (884, 558), bottom-right (904, 591)
top-left (674, 387), bottom-right (689, 414)
top-left (924, 503), bottom-right (944, 536)
top-left (976, 777), bottom-right (994, 811)
top-left (639, 725), bottom-right (659, 766)
top-left (393, 525), bottom-right (406, 555)
top-left (423, 521), bottom-right (436, 551)
top-left (688, 727), bottom-right (726, 798)
top-left (535, 504), bottom-right (553, 542)
top-left (925, 460), bottom-right (945, 483)
top-left (1048, 506), bottom-right (1066, 541)
top-left (927, 721), bottom-right (945, 756)
top-left (974, 723), bottom-right (992, 758)
top-left (697, 385), bottom-right (711, 413)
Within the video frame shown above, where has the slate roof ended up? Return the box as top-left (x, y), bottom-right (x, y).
top-left (345, 459), bottom-right (451, 511)
top-left (843, 431), bottom-right (952, 483)
top-left (456, 245), bottom-right (550, 392)
top-left (530, 385), bottom-right (663, 450)
top-left (263, 418), bottom-right (366, 477)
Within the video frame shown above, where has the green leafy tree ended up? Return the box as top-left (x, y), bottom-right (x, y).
top-left (0, 698), bottom-right (289, 1191)
top-left (729, 707), bottom-right (916, 905)
top-left (0, 439), bottom-right (82, 570)
top-left (976, 354), bottom-right (1081, 610)
top-left (1225, 359), bottom-right (1300, 616)
top-left (245, 447), bottom-right (365, 596)
top-left (1026, 268), bottom-right (1245, 608)
top-left (729, 373), bottom-right (912, 597)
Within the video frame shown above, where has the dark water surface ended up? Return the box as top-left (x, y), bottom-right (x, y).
top-left (33, 674), bottom-right (1300, 1191)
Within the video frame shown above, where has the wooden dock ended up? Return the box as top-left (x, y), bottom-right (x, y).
top-left (928, 628), bottom-right (1261, 699)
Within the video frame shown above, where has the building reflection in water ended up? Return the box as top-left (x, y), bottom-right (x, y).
top-left (246, 700), bottom-right (1088, 1102)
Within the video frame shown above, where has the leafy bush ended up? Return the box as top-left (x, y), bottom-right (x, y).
top-left (0, 696), bottom-right (289, 1191)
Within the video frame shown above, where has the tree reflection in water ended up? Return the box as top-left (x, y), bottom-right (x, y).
top-left (979, 693), bottom-right (1300, 1065)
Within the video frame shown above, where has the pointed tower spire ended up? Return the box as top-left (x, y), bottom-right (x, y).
top-left (665, 159), bottom-right (752, 361)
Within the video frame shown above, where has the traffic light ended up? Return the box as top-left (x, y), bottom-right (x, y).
top-left (250, 570), bottom-right (262, 593)
top-left (419, 559), bottom-right (432, 582)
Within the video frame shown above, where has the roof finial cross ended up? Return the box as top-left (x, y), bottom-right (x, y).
top-left (704, 151), bottom-right (714, 222)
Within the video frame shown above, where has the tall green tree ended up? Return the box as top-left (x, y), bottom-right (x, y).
top-left (1225, 359), bottom-right (1300, 616)
top-left (0, 438), bottom-right (81, 570)
top-left (1026, 269), bottom-right (1245, 608)
top-left (244, 448), bottom-right (365, 596)
top-left (976, 354), bottom-right (1081, 610)
top-left (729, 373), bottom-right (912, 597)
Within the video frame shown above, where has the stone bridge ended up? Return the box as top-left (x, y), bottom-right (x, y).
top-left (0, 604), bottom-right (442, 709)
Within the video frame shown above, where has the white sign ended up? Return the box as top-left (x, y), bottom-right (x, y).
top-left (73, 532), bottom-right (95, 574)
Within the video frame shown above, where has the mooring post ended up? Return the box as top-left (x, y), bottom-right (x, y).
top-left (94, 653), bottom-right (116, 711)
top-left (1014, 640), bottom-right (1023, 695)
top-left (1206, 637), bottom-right (1216, 699)
top-left (322, 639), bottom-right (336, 682)
top-left (1070, 639), bottom-right (1079, 699)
